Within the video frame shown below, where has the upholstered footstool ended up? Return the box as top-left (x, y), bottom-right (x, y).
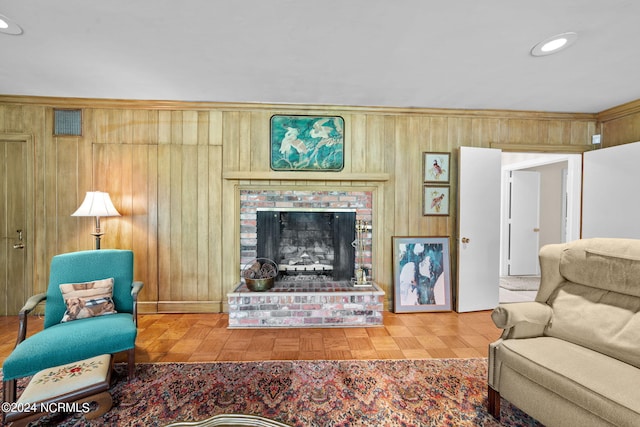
top-left (4, 354), bottom-right (113, 426)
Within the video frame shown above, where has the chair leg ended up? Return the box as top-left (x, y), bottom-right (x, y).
top-left (488, 386), bottom-right (500, 419)
top-left (3, 379), bottom-right (17, 403)
top-left (2, 379), bottom-right (15, 425)
top-left (127, 347), bottom-right (136, 379)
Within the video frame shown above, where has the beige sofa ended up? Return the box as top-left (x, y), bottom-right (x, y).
top-left (488, 238), bottom-right (640, 427)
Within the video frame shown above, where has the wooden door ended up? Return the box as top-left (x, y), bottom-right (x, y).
top-left (0, 135), bottom-right (32, 315)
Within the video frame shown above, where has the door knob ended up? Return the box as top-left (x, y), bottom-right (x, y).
top-left (461, 237), bottom-right (470, 244)
top-left (533, 228), bottom-right (540, 232)
top-left (13, 229), bottom-right (24, 249)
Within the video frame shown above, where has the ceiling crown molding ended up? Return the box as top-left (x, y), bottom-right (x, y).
top-left (597, 98), bottom-right (640, 122)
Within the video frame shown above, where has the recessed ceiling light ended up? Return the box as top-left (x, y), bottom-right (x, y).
top-left (531, 32), bottom-right (577, 57)
top-left (0, 14), bottom-right (23, 35)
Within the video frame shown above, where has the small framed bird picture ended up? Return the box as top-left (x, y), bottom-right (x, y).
top-left (423, 185), bottom-right (450, 216)
top-left (423, 152), bottom-right (450, 183)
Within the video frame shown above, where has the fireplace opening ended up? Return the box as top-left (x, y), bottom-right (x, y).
top-left (256, 209), bottom-right (356, 282)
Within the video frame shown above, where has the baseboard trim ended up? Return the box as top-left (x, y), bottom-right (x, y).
top-left (157, 301), bottom-right (223, 313)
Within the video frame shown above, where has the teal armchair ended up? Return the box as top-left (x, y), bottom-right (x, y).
top-left (2, 250), bottom-right (143, 403)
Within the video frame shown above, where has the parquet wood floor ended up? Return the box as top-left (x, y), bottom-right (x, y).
top-left (0, 311), bottom-right (501, 367)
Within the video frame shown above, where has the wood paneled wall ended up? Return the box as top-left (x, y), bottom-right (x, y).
top-left (1, 95), bottom-right (624, 313)
top-left (598, 99), bottom-right (640, 147)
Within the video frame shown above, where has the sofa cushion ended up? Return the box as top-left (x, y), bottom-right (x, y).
top-left (559, 238), bottom-right (640, 298)
top-left (545, 282), bottom-right (640, 368)
top-left (498, 337), bottom-right (640, 426)
top-left (2, 313), bottom-right (136, 381)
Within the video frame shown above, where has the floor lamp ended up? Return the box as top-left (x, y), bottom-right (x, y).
top-left (72, 191), bottom-right (121, 249)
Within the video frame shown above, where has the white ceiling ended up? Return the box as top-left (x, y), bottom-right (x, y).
top-left (1, 0), bottom-right (638, 113)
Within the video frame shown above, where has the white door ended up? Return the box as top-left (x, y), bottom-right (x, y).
top-left (583, 141), bottom-right (640, 238)
top-left (457, 146), bottom-right (502, 312)
top-left (508, 170), bottom-right (540, 275)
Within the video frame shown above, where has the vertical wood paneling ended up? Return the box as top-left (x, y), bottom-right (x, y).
top-left (221, 178), bottom-right (238, 303)
top-left (208, 111), bottom-right (223, 146)
top-left (507, 119), bottom-right (539, 144)
top-left (209, 146), bottom-right (223, 303)
top-left (43, 110), bottom-right (59, 279)
top-left (601, 117), bottom-right (633, 147)
top-left (145, 145), bottom-right (159, 303)
top-left (429, 117), bottom-right (448, 150)
top-left (407, 117), bottom-right (423, 235)
top-left (350, 114), bottom-right (367, 173)
top-left (103, 143), bottom-right (127, 247)
top-left (2, 97), bottom-right (615, 313)
top-left (24, 107), bottom-right (47, 295)
top-left (0, 141), bottom-right (7, 314)
top-left (57, 138), bottom-right (82, 253)
top-left (547, 120), bottom-right (570, 145)
top-left (223, 112), bottom-right (240, 172)
top-left (131, 144), bottom-right (154, 301)
top-left (250, 111), bottom-right (270, 172)
top-left (121, 110), bottom-right (134, 144)
top-left (4, 105), bottom-right (23, 131)
top-left (158, 111), bottom-right (172, 145)
top-left (171, 111), bottom-right (183, 145)
top-left (393, 117), bottom-right (411, 236)
top-left (238, 112), bottom-right (252, 172)
top-left (570, 121), bottom-right (589, 146)
top-left (183, 111), bottom-right (198, 145)
top-left (132, 110), bottom-right (157, 144)
top-left (1, 139), bottom-right (29, 315)
top-left (181, 145), bottom-right (198, 299)
top-left (120, 142), bottom-right (134, 246)
top-left (197, 111), bottom-right (209, 146)
top-left (338, 115), bottom-right (350, 174)
top-left (365, 115), bottom-right (384, 173)
top-left (197, 145), bottom-right (210, 301)
top-left (157, 144), bottom-right (171, 301)
top-left (169, 144), bottom-right (183, 300)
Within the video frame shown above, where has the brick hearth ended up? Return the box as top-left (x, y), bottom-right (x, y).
top-left (227, 281), bottom-right (384, 328)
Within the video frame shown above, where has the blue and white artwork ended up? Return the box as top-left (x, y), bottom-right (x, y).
top-left (393, 237), bottom-right (452, 312)
top-left (270, 115), bottom-right (344, 171)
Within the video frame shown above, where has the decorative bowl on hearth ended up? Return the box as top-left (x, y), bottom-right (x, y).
top-left (242, 258), bottom-right (278, 291)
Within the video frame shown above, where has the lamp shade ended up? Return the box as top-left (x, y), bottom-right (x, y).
top-left (72, 191), bottom-right (121, 217)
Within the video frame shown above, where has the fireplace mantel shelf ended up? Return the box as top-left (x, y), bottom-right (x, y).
top-left (224, 171), bottom-right (389, 182)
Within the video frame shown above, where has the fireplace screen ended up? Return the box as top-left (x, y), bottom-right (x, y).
top-left (256, 210), bottom-right (356, 281)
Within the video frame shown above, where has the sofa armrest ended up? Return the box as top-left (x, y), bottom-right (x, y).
top-left (491, 301), bottom-right (552, 339)
top-left (537, 242), bottom-right (566, 303)
top-left (131, 281), bottom-right (144, 326)
top-left (16, 293), bottom-right (47, 347)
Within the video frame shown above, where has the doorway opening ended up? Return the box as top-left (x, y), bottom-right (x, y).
top-left (499, 152), bottom-right (582, 303)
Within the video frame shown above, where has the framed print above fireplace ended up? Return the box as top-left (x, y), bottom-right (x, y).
top-left (270, 115), bottom-right (344, 171)
top-left (392, 236), bottom-right (452, 313)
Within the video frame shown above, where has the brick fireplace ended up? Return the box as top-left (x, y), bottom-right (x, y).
top-left (228, 189), bottom-right (384, 328)
top-left (239, 189), bottom-right (373, 271)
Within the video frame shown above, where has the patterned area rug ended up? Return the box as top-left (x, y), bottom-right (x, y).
top-left (14, 359), bottom-right (542, 426)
